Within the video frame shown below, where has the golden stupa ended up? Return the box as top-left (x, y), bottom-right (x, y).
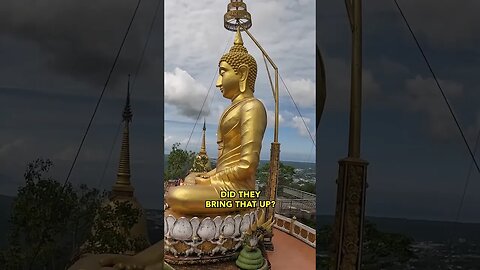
top-left (190, 120), bottom-right (212, 173)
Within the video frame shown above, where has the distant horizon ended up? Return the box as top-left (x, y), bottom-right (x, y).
top-left (316, 214), bottom-right (480, 225)
top-left (163, 154), bottom-right (316, 165)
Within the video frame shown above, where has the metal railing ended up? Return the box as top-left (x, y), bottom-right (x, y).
top-left (275, 199), bottom-right (316, 215)
top-left (279, 185), bottom-right (316, 200)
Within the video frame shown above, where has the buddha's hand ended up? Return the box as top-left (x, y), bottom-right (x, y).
top-left (184, 172), bottom-right (203, 185)
top-left (99, 255), bottom-right (145, 270)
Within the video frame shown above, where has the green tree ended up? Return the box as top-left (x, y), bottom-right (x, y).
top-left (0, 159), bottom-right (145, 270)
top-left (69, 184), bottom-right (105, 255)
top-left (362, 222), bottom-right (415, 269)
top-left (317, 222), bottom-right (415, 269)
top-left (256, 162), bottom-right (296, 193)
top-left (317, 225), bottom-right (332, 269)
top-left (289, 180), bottom-right (316, 194)
top-left (164, 143), bottom-right (196, 180)
top-left (300, 181), bottom-right (316, 194)
top-left (0, 159), bottom-right (78, 269)
top-left (81, 200), bottom-right (147, 255)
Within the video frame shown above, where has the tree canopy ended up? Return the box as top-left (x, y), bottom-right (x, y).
top-left (256, 161), bottom-right (316, 194)
top-left (256, 162), bottom-right (296, 189)
top-left (317, 222), bottom-right (415, 269)
top-left (81, 200), bottom-right (148, 255)
top-left (164, 143), bottom-right (196, 181)
top-left (0, 159), bottom-right (145, 270)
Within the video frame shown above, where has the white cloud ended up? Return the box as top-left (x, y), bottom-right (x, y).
top-left (164, 135), bottom-right (173, 144)
top-left (0, 138), bottom-right (36, 171)
top-left (281, 78), bottom-right (315, 108)
top-left (266, 109), bottom-right (285, 128)
top-left (404, 75), bottom-right (464, 140)
top-left (164, 68), bottom-right (211, 118)
top-left (0, 139), bottom-right (26, 157)
top-left (292, 116), bottom-right (313, 137)
top-left (53, 145), bottom-right (108, 162)
top-left (338, 0), bottom-right (480, 50)
top-left (389, 0), bottom-right (480, 50)
top-left (323, 57), bottom-right (382, 111)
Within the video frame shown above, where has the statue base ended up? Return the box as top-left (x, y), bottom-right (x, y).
top-left (169, 258), bottom-right (271, 270)
top-left (165, 252), bottom-right (238, 266)
top-left (164, 207), bottom-right (258, 265)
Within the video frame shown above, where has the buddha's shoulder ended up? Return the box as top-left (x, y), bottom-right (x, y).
top-left (240, 98), bottom-right (266, 111)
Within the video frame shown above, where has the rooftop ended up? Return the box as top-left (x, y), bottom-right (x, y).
top-left (268, 227), bottom-right (316, 269)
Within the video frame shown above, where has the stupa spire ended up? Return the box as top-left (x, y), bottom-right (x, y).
top-left (200, 119), bottom-right (207, 155)
top-left (112, 75), bottom-right (134, 197)
top-left (190, 119), bottom-right (211, 173)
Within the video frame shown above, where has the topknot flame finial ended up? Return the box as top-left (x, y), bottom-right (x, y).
top-left (234, 27), bottom-right (244, 45)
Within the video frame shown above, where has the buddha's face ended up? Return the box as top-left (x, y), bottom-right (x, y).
top-left (216, 61), bottom-right (244, 100)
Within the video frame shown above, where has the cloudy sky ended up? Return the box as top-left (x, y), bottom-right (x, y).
top-left (318, 0), bottom-right (480, 222)
top-left (164, 0), bottom-right (316, 163)
top-left (0, 0), bottom-right (164, 209)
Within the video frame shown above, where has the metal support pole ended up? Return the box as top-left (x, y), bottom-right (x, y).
top-left (330, 0), bottom-right (369, 269)
top-left (239, 26), bottom-right (281, 251)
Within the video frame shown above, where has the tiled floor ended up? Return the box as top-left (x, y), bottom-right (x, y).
top-left (267, 228), bottom-right (316, 270)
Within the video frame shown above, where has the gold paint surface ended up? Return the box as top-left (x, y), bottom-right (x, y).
top-left (165, 30), bottom-right (267, 215)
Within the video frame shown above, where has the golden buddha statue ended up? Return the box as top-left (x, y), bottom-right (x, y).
top-left (165, 28), bottom-right (267, 215)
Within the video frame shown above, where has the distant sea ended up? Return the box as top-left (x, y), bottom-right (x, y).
top-left (163, 156), bottom-right (316, 169)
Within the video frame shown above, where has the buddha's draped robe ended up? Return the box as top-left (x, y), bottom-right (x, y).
top-left (165, 97), bottom-right (267, 215)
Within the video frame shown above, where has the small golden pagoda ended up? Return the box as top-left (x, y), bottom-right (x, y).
top-left (107, 83), bottom-right (150, 248)
top-left (190, 120), bottom-right (212, 173)
top-left (84, 82), bottom-right (150, 255)
top-left (68, 81), bottom-right (161, 270)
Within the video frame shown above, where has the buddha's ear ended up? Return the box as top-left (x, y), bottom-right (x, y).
top-left (238, 64), bottom-right (249, 93)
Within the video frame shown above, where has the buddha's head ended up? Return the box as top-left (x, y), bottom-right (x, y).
top-left (216, 28), bottom-right (257, 100)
